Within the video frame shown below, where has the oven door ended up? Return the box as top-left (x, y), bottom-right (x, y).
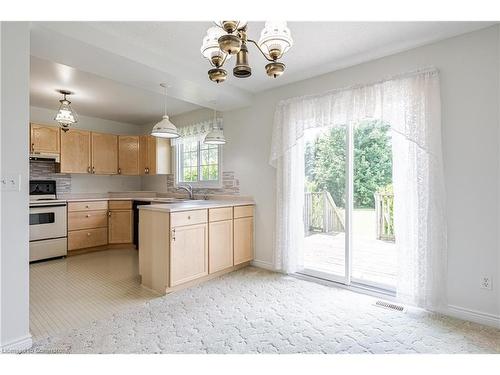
top-left (29, 204), bottom-right (67, 241)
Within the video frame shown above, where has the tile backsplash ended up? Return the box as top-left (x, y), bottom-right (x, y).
top-left (29, 160), bottom-right (71, 193)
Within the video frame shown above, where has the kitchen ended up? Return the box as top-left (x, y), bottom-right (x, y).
top-left (28, 61), bottom-right (255, 337)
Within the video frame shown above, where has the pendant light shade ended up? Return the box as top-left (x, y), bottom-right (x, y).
top-left (54, 90), bottom-right (78, 129)
top-left (204, 106), bottom-right (226, 145)
top-left (151, 84), bottom-right (179, 139)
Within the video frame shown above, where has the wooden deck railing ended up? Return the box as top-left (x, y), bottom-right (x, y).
top-left (304, 191), bottom-right (345, 235)
top-left (374, 192), bottom-right (395, 241)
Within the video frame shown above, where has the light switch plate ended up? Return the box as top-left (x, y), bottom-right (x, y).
top-left (1, 174), bottom-right (21, 192)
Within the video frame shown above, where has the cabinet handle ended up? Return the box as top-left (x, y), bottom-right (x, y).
top-left (92, 166), bottom-right (95, 174)
top-left (85, 205), bottom-right (89, 209)
top-left (108, 211), bottom-right (111, 217)
top-left (87, 232), bottom-right (91, 237)
top-left (118, 168), bottom-right (121, 174)
top-left (87, 166), bottom-right (91, 173)
top-left (86, 214), bottom-right (90, 218)
top-left (172, 228), bottom-right (176, 241)
top-left (31, 143), bottom-right (35, 152)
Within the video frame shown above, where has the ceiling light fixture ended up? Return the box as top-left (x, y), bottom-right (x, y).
top-left (54, 90), bottom-right (78, 132)
top-left (151, 83), bottom-right (180, 139)
top-left (201, 21), bottom-right (293, 83)
top-left (204, 104), bottom-right (226, 145)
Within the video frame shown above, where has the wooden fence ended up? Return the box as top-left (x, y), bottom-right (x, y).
top-left (374, 192), bottom-right (395, 241)
top-left (304, 191), bottom-right (345, 235)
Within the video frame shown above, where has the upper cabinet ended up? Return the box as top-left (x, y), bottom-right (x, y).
top-left (118, 136), bottom-right (140, 175)
top-left (30, 123), bottom-right (60, 154)
top-left (60, 129), bottom-right (91, 174)
top-left (139, 135), bottom-right (171, 175)
top-left (92, 132), bottom-right (118, 175)
top-left (32, 124), bottom-right (169, 176)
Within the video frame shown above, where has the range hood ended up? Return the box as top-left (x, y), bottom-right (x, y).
top-left (29, 152), bottom-right (60, 163)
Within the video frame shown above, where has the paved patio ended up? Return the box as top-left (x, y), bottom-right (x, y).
top-left (303, 232), bottom-right (397, 287)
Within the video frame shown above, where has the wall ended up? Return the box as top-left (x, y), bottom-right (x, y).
top-left (0, 22), bottom-right (31, 350)
top-left (30, 106), bottom-right (143, 193)
top-left (223, 26), bottom-right (500, 322)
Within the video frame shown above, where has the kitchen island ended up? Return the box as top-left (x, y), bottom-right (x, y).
top-left (138, 200), bottom-right (255, 295)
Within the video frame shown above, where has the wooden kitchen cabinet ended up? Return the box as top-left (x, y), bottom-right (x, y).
top-left (60, 129), bottom-right (91, 174)
top-left (234, 206), bottom-right (254, 265)
top-left (139, 135), bottom-right (171, 175)
top-left (209, 207), bottom-right (234, 273)
top-left (118, 135), bottom-right (140, 175)
top-left (108, 209), bottom-right (133, 244)
top-left (92, 132), bottom-right (118, 175)
top-left (30, 123), bottom-right (60, 154)
top-left (67, 200), bottom-right (109, 251)
top-left (108, 200), bottom-right (133, 244)
top-left (170, 210), bottom-right (208, 287)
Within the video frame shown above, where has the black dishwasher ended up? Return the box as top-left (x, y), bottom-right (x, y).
top-left (133, 200), bottom-right (151, 247)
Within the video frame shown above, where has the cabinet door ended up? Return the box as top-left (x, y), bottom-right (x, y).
top-left (92, 132), bottom-right (118, 175)
top-left (118, 136), bottom-right (139, 175)
top-left (139, 135), bottom-right (149, 175)
top-left (30, 124), bottom-right (60, 154)
top-left (60, 129), bottom-right (91, 174)
top-left (147, 136), bottom-right (157, 175)
top-left (155, 137), bottom-right (172, 175)
top-left (234, 216), bottom-right (254, 265)
top-left (108, 210), bottom-right (133, 244)
top-left (170, 223), bottom-right (208, 286)
top-left (209, 219), bottom-right (233, 273)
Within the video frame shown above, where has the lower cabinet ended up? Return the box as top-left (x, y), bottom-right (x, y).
top-left (209, 219), bottom-right (234, 273)
top-left (68, 227), bottom-right (108, 251)
top-left (108, 210), bottom-right (133, 244)
top-left (234, 216), bottom-right (254, 265)
top-left (170, 222), bottom-right (208, 287)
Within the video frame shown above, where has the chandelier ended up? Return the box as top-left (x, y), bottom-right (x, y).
top-left (54, 90), bottom-right (78, 132)
top-left (200, 21), bottom-right (293, 83)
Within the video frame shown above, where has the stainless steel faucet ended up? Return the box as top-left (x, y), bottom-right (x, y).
top-left (178, 184), bottom-right (194, 200)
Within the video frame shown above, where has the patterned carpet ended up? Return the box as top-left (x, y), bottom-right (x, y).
top-left (30, 267), bottom-right (500, 354)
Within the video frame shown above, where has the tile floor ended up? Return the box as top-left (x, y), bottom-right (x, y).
top-left (30, 247), bottom-right (159, 338)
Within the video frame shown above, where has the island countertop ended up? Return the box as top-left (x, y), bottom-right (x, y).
top-left (137, 199), bottom-right (255, 213)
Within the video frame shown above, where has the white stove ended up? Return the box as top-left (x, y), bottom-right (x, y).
top-left (29, 180), bottom-right (67, 262)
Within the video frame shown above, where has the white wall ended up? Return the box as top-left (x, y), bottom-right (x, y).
top-left (223, 26), bottom-right (500, 320)
top-left (0, 22), bottom-right (31, 350)
top-left (30, 106), bottom-right (143, 193)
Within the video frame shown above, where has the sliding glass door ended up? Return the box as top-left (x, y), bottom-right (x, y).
top-left (301, 120), bottom-right (397, 291)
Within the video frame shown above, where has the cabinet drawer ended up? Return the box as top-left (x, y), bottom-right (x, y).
top-left (209, 207), bottom-right (233, 222)
top-left (68, 201), bottom-right (108, 212)
top-left (171, 209), bottom-right (207, 227)
top-left (68, 227), bottom-right (108, 250)
top-left (109, 200), bottom-right (132, 210)
top-left (68, 210), bottom-right (108, 231)
top-left (234, 205), bottom-right (254, 219)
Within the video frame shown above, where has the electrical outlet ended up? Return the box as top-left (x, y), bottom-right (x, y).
top-left (1, 174), bottom-right (21, 192)
top-left (480, 276), bottom-right (492, 290)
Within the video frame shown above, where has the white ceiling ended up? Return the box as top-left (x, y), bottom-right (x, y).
top-left (30, 21), bottom-right (495, 125)
top-left (30, 56), bottom-right (199, 125)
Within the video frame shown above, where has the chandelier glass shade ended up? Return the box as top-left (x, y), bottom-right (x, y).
top-left (151, 84), bottom-right (180, 139)
top-left (54, 90), bottom-right (78, 130)
top-left (201, 21), bottom-right (293, 83)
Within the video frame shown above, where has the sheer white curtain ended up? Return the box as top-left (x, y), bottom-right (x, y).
top-left (270, 69), bottom-right (447, 310)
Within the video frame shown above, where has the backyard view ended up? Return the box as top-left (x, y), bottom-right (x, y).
top-left (303, 120), bottom-right (396, 288)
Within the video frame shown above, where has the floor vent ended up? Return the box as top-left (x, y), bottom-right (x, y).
top-left (375, 300), bottom-right (405, 312)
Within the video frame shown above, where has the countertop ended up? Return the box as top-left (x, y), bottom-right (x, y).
top-left (137, 199), bottom-right (255, 212)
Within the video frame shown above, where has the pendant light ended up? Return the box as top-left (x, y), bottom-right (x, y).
top-left (151, 83), bottom-right (180, 139)
top-left (54, 90), bottom-right (78, 131)
top-left (204, 104), bottom-right (226, 145)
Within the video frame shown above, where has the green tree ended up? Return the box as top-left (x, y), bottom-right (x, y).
top-left (305, 120), bottom-right (393, 209)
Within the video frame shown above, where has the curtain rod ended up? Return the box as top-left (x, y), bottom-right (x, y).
top-left (277, 66), bottom-right (439, 106)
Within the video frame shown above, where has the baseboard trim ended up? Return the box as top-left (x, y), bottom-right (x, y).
top-left (1, 335), bottom-right (33, 353)
top-left (251, 259), bottom-right (275, 271)
top-left (442, 305), bottom-right (500, 328)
